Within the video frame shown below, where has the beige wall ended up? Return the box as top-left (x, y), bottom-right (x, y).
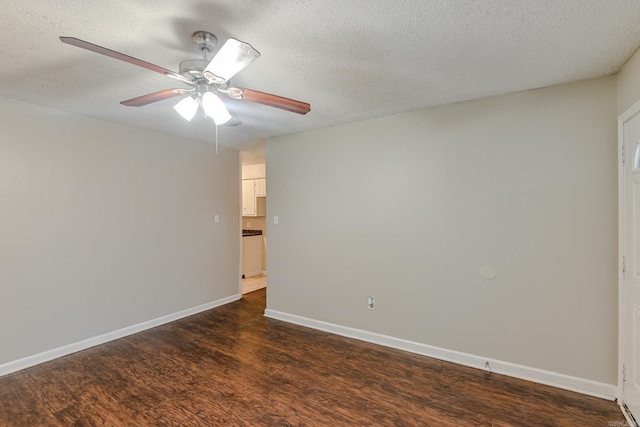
top-left (618, 47), bottom-right (640, 115)
top-left (243, 216), bottom-right (267, 232)
top-left (0, 96), bottom-right (240, 366)
top-left (242, 164), bottom-right (266, 180)
top-left (266, 76), bottom-right (618, 384)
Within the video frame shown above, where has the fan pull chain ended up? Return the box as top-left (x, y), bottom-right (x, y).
top-left (215, 124), bottom-right (218, 154)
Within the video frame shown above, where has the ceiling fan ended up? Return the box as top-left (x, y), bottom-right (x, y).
top-left (60, 31), bottom-right (311, 125)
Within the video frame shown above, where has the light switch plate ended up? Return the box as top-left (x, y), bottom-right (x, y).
top-left (214, 215), bottom-right (219, 223)
top-left (273, 215), bottom-right (279, 224)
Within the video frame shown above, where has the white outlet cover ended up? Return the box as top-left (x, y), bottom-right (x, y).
top-left (480, 265), bottom-right (497, 280)
top-left (367, 297), bottom-right (375, 309)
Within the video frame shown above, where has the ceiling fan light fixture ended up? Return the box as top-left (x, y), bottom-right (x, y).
top-left (203, 38), bottom-right (260, 84)
top-left (226, 87), bottom-right (244, 99)
top-left (61, 34), bottom-right (310, 124)
top-left (202, 92), bottom-right (232, 125)
top-left (174, 96), bottom-right (199, 121)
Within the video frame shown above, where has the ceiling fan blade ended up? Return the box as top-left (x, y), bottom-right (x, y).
top-left (120, 89), bottom-right (192, 107)
top-left (60, 37), bottom-right (194, 84)
top-left (225, 115), bottom-right (242, 127)
top-left (227, 87), bottom-right (310, 115)
top-left (203, 38), bottom-right (260, 84)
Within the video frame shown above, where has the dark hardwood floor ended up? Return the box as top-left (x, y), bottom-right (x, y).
top-left (0, 289), bottom-right (626, 426)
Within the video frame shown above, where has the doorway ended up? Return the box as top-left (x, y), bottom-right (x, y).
top-left (619, 102), bottom-right (640, 424)
top-left (241, 141), bottom-right (267, 295)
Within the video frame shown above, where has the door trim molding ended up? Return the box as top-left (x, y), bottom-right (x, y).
top-left (265, 308), bottom-right (617, 400)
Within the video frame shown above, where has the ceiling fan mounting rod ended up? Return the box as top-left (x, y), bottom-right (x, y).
top-left (192, 31), bottom-right (217, 60)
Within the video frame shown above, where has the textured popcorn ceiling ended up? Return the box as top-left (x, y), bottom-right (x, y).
top-left (1, 1), bottom-right (640, 149)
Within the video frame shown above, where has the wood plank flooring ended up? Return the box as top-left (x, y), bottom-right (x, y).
top-left (0, 289), bottom-right (626, 426)
top-left (242, 274), bottom-right (267, 294)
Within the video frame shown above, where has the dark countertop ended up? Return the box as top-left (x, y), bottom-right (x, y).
top-left (242, 229), bottom-right (263, 237)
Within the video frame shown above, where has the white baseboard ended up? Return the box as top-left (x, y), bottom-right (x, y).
top-left (264, 309), bottom-right (617, 401)
top-left (0, 293), bottom-right (242, 378)
top-left (244, 271), bottom-right (263, 278)
top-left (621, 404), bottom-right (638, 427)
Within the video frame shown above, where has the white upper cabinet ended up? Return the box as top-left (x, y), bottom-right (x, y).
top-left (242, 180), bottom-right (256, 216)
top-left (242, 178), bottom-right (266, 217)
top-left (241, 163), bottom-right (266, 217)
top-left (255, 178), bottom-right (266, 197)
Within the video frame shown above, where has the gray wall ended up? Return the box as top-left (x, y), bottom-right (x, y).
top-left (618, 46), bottom-right (640, 114)
top-left (0, 96), bottom-right (240, 366)
top-left (266, 76), bottom-right (618, 384)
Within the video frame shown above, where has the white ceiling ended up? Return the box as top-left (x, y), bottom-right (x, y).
top-left (2, 1), bottom-right (640, 152)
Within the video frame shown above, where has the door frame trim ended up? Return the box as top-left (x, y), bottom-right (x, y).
top-left (618, 98), bottom-right (640, 411)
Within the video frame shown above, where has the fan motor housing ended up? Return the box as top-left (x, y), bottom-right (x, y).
top-left (179, 59), bottom-right (208, 79)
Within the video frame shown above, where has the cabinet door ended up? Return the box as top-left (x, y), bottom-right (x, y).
top-left (255, 178), bottom-right (266, 197)
top-left (242, 180), bottom-right (256, 216)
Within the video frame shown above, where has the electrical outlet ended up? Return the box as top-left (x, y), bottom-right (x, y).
top-left (246, 221), bottom-right (251, 228)
top-left (367, 296), bottom-right (375, 310)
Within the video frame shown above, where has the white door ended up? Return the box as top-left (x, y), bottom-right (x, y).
top-left (622, 106), bottom-right (640, 423)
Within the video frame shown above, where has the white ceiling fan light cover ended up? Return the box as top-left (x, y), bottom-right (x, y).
top-left (202, 92), bottom-right (231, 125)
top-left (203, 38), bottom-right (260, 84)
top-left (173, 96), bottom-right (199, 121)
